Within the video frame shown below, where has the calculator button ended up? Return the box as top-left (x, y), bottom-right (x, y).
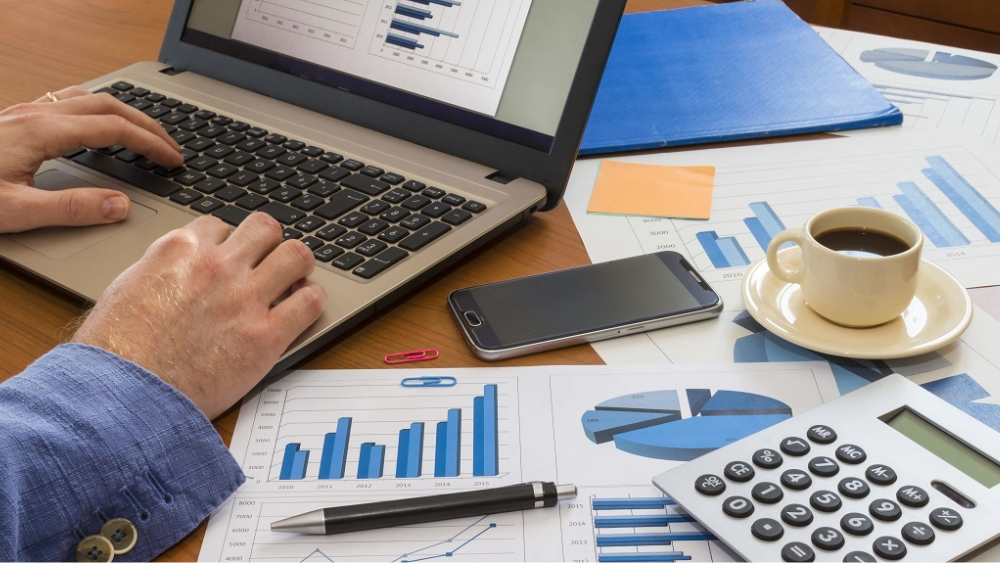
top-left (896, 485), bottom-right (929, 507)
top-left (869, 498), bottom-right (902, 521)
top-left (751, 482), bottom-right (784, 504)
top-left (722, 495), bottom-right (754, 518)
top-left (694, 474), bottom-right (726, 496)
top-left (781, 469), bottom-right (813, 490)
top-left (781, 541), bottom-right (815, 562)
top-left (752, 448), bottom-right (783, 469)
top-left (780, 504), bottom-right (814, 527)
top-left (901, 521), bottom-right (935, 545)
top-left (840, 512), bottom-right (874, 536)
top-left (838, 477), bottom-right (870, 499)
top-left (843, 551), bottom-right (877, 562)
top-left (780, 437), bottom-right (811, 456)
top-left (872, 536), bottom-right (907, 560)
top-left (865, 464), bottom-right (897, 485)
top-left (751, 518), bottom-right (784, 541)
top-left (724, 461), bottom-right (755, 482)
top-left (811, 527), bottom-right (845, 551)
top-left (806, 424), bottom-right (837, 444)
top-left (808, 456), bottom-right (840, 477)
top-left (809, 490), bottom-right (842, 512)
top-left (929, 507), bottom-right (963, 531)
top-left (835, 444), bottom-right (867, 464)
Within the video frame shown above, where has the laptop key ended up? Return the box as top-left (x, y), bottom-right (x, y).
top-left (341, 174), bottom-right (389, 196)
top-left (179, 118), bottom-right (207, 132)
top-left (381, 188), bottom-right (410, 203)
top-left (161, 112), bottom-right (188, 126)
top-left (442, 209), bottom-right (472, 225)
top-left (360, 166), bottom-right (384, 178)
top-left (177, 103), bottom-right (199, 114)
top-left (247, 178), bottom-right (281, 195)
top-left (301, 236), bottom-right (324, 251)
top-left (462, 201), bottom-right (487, 213)
top-left (294, 216), bottom-right (326, 232)
top-left (402, 180), bottom-right (425, 192)
top-left (399, 221), bottom-right (451, 251)
top-left (291, 194), bottom-right (324, 211)
top-left (282, 228), bottom-right (303, 240)
top-left (332, 252), bottom-right (364, 270)
top-left (111, 81), bottom-right (134, 91)
top-left (314, 189), bottom-right (369, 220)
top-left (356, 239), bottom-right (387, 257)
top-left (287, 174), bottom-right (317, 190)
top-left (399, 214), bottom-right (430, 230)
top-left (228, 171), bottom-right (258, 187)
top-left (318, 167), bottom-right (350, 183)
top-left (341, 159), bottom-right (364, 171)
top-left (353, 247), bottom-right (408, 279)
top-left (381, 172), bottom-right (405, 185)
top-left (245, 158), bottom-right (276, 174)
top-left (308, 180), bottom-right (340, 198)
top-left (378, 226), bottom-right (408, 243)
top-left (191, 197), bottom-right (225, 214)
top-left (235, 193), bottom-right (269, 210)
top-left (316, 224), bottom-right (347, 241)
top-left (335, 232), bottom-right (367, 248)
top-left (169, 130), bottom-right (195, 145)
top-left (73, 151), bottom-right (181, 198)
top-left (199, 125), bottom-right (227, 139)
top-left (184, 137), bottom-right (215, 152)
top-left (259, 202), bottom-right (306, 225)
top-left (207, 164), bottom-right (238, 179)
top-left (145, 93), bottom-right (166, 103)
top-left (115, 150), bottom-right (142, 163)
top-left (300, 146), bottom-right (322, 156)
top-left (422, 187), bottom-right (446, 199)
top-left (361, 200), bottom-right (391, 215)
top-left (277, 152), bottom-right (307, 167)
top-left (143, 106), bottom-right (171, 119)
top-left (320, 152), bottom-right (343, 164)
top-left (224, 151), bottom-right (257, 167)
top-left (188, 156), bottom-right (218, 171)
top-left (194, 178), bottom-right (226, 193)
top-left (236, 138), bottom-right (267, 152)
top-left (176, 171), bottom-right (206, 186)
top-left (215, 186), bottom-right (247, 202)
top-left (271, 187), bottom-right (302, 203)
top-left (213, 205), bottom-right (251, 226)
top-left (297, 159), bottom-right (329, 175)
top-left (314, 244), bottom-right (344, 262)
top-left (204, 145), bottom-right (235, 159)
top-left (421, 202), bottom-right (451, 218)
top-left (170, 189), bottom-right (203, 205)
top-left (264, 166), bottom-right (297, 182)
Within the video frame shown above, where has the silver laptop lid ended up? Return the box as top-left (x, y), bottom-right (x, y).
top-left (158, 0), bottom-right (627, 210)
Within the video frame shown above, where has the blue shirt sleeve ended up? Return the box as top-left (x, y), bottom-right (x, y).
top-left (0, 343), bottom-right (245, 561)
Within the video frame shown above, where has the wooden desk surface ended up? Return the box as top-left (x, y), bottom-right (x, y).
top-left (0, 0), bottom-right (702, 559)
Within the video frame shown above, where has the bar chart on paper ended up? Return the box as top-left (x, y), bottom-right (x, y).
top-left (371, 0), bottom-right (531, 86)
top-left (240, 374), bottom-right (519, 490)
top-left (564, 133), bottom-right (1000, 311)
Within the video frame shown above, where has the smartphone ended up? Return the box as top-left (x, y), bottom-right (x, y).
top-left (448, 251), bottom-right (723, 360)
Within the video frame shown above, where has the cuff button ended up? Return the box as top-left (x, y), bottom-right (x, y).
top-left (76, 534), bottom-right (114, 562)
top-left (100, 517), bottom-right (138, 555)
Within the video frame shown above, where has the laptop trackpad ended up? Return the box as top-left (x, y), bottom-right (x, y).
top-left (5, 170), bottom-right (157, 261)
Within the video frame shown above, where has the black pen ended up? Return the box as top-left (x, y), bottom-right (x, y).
top-left (270, 481), bottom-right (577, 535)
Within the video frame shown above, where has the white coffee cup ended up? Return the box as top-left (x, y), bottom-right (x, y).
top-left (766, 207), bottom-right (924, 327)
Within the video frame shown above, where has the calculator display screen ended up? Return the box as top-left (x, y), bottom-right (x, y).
top-left (885, 408), bottom-right (1000, 488)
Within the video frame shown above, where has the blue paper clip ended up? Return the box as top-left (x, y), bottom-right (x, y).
top-left (401, 376), bottom-right (457, 388)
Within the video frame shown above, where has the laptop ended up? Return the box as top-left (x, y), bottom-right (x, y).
top-left (0, 0), bottom-right (626, 376)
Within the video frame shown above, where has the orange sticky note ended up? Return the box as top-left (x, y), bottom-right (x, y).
top-left (587, 161), bottom-right (715, 219)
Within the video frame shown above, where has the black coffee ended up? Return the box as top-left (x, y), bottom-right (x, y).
top-left (814, 228), bottom-right (911, 257)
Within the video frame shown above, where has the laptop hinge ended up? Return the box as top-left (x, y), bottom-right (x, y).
top-left (159, 67), bottom-right (181, 76)
top-left (486, 170), bottom-right (515, 184)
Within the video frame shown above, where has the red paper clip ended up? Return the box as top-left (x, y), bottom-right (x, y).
top-left (384, 348), bottom-right (439, 364)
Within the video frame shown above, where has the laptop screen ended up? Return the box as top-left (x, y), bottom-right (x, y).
top-left (181, 0), bottom-right (599, 152)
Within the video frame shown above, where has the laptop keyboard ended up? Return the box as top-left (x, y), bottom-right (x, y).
top-left (64, 81), bottom-right (489, 281)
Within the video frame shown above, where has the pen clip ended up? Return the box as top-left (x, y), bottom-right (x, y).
top-left (401, 376), bottom-right (457, 388)
top-left (385, 348), bottom-right (439, 364)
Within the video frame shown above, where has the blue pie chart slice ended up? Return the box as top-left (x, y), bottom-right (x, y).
top-left (583, 389), bottom-right (793, 461)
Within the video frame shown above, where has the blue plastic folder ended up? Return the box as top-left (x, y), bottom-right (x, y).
top-left (579, 0), bottom-right (903, 155)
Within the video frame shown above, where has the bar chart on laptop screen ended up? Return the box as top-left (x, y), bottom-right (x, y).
top-left (240, 376), bottom-right (520, 490)
top-left (370, 0), bottom-right (531, 86)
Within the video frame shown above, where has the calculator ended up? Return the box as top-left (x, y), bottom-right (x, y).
top-left (652, 374), bottom-right (1000, 562)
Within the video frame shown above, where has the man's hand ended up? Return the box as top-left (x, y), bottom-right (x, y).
top-left (72, 213), bottom-right (327, 420)
top-left (0, 86), bottom-right (183, 233)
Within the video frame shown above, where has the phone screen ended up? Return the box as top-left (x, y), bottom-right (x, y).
top-left (451, 252), bottom-right (718, 349)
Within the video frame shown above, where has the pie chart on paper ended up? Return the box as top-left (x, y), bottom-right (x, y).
top-left (581, 389), bottom-right (793, 461)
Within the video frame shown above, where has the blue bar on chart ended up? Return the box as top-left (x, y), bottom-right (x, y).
top-left (393, 425), bottom-right (426, 479)
top-left (390, 19), bottom-right (460, 38)
top-left (695, 232), bottom-right (750, 269)
top-left (474, 384), bottom-right (499, 476)
top-left (894, 182), bottom-right (970, 248)
top-left (385, 34), bottom-right (424, 50)
top-left (596, 532), bottom-right (717, 547)
top-left (593, 514), bottom-right (697, 528)
top-left (923, 155), bottom-right (1000, 242)
top-left (597, 553), bottom-right (693, 563)
top-left (279, 443), bottom-right (309, 481)
top-left (743, 202), bottom-right (786, 251)
top-left (435, 409), bottom-right (462, 477)
top-left (409, 0), bottom-right (463, 7)
top-left (394, 4), bottom-right (433, 19)
top-left (357, 443), bottom-right (385, 480)
top-left (318, 417), bottom-right (353, 480)
top-left (857, 197), bottom-right (882, 208)
top-left (591, 497), bottom-right (676, 510)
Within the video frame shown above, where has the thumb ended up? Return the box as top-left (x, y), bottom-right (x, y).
top-left (0, 185), bottom-right (131, 233)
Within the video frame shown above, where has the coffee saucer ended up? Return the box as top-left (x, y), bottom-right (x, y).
top-left (741, 251), bottom-right (973, 359)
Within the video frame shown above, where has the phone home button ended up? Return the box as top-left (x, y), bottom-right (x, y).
top-left (464, 311), bottom-right (483, 327)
